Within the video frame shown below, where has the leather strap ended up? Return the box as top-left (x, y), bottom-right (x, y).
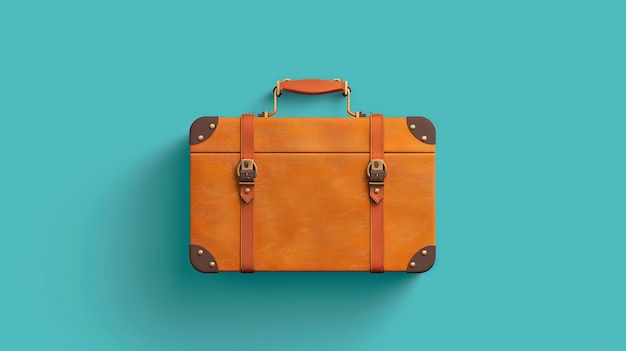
top-left (240, 113), bottom-right (255, 273)
top-left (369, 114), bottom-right (385, 273)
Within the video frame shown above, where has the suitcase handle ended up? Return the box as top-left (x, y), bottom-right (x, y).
top-left (259, 78), bottom-right (363, 118)
top-left (277, 78), bottom-right (349, 96)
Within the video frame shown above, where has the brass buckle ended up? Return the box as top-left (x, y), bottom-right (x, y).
top-left (367, 160), bottom-right (387, 182)
top-left (237, 159), bottom-right (258, 182)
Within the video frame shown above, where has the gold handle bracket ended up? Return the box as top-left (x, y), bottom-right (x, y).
top-left (259, 78), bottom-right (364, 118)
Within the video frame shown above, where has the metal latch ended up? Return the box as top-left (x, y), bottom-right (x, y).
top-left (367, 160), bottom-right (387, 183)
top-left (237, 159), bottom-right (258, 182)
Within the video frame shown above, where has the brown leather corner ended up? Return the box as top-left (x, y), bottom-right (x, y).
top-left (189, 244), bottom-right (219, 273)
top-left (407, 245), bottom-right (436, 273)
top-left (406, 117), bottom-right (435, 144)
top-left (189, 116), bottom-right (219, 145)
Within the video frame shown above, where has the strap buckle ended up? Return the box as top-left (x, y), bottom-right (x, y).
top-left (237, 159), bottom-right (258, 182)
top-left (367, 160), bottom-right (387, 182)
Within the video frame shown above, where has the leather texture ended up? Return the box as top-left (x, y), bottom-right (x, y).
top-left (278, 79), bottom-right (347, 95)
top-left (190, 116), bottom-right (436, 272)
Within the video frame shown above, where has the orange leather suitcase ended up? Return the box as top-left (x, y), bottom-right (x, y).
top-left (189, 79), bottom-right (436, 273)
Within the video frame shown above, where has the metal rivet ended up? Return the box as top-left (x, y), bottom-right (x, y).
top-left (421, 250), bottom-right (428, 256)
top-left (244, 187), bottom-right (251, 194)
top-left (374, 187), bottom-right (380, 194)
top-left (209, 123), bottom-right (216, 129)
top-left (197, 135), bottom-right (204, 141)
top-left (209, 261), bottom-right (216, 267)
top-left (410, 261), bottom-right (416, 267)
top-left (410, 124), bottom-right (416, 130)
top-left (421, 135), bottom-right (428, 141)
top-left (197, 249), bottom-right (204, 256)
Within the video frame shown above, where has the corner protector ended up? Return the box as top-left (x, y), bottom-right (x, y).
top-left (407, 245), bottom-right (436, 273)
top-left (406, 116), bottom-right (436, 144)
top-left (190, 244), bottom-right (218, 273)
top-left (189, 116), bottom-right (219, 145)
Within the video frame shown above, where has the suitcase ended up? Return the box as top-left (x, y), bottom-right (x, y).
top-left (189, 78), bottom-right (436, 273)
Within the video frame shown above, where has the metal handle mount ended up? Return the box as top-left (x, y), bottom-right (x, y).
top-left (259, 78), bottom-right (363, 118)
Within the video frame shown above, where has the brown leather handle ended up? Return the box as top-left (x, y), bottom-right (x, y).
top-left (260, 78), bottom-right (361, 117)
top-left (277, 79), bottom-right (349, 96)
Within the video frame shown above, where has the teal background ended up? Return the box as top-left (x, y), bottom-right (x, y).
top-left (2, 1), bottom-right (625, 350)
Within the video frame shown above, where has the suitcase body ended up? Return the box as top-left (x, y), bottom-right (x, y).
top-left (189, 79), bottom-right (436, 273)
